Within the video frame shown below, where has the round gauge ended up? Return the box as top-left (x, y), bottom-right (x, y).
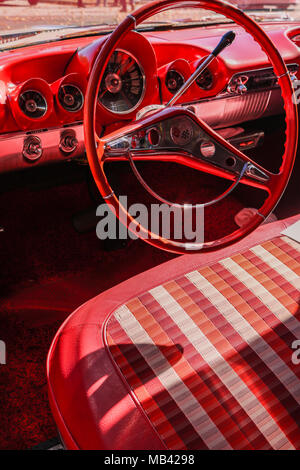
top-left (196, 68), bottom-right (213, 90)
top-left (98, 50), bottom-right (145, 114)
top-left (58, 84), bottom-right (83, 112)
top-left (165, 70), bottom-right (185, 94)
top-left (170, 117), bottom-right (194, 146)
top-left (19, 90), bottom-right (47, 119)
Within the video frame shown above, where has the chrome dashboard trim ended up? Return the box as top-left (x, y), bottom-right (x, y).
top-left (0, 122), bottom-right (84, 174)
top-left (223, 63), bottom-right (299, 97)
top-left (185, 90), bottom-right (273, 128)
top-left (277, 71), bottom-right (290, 79)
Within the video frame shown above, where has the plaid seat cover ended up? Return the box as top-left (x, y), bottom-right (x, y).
top-left (106, 236), bottom-right (300, 450)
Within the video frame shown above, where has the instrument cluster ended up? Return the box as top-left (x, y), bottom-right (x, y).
top-left (5, 45), bottom-right (151, 133)
top-left (159, 55), bottom-right (226, 105)
top-left (0, 38), bottom-right (155, 173)
top-left (8, 73), bottom-right (87, 131)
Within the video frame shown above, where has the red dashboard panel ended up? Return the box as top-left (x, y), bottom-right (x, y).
top-left (0, 20), bottom-right (299, 173)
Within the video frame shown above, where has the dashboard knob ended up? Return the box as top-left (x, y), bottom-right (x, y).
top-left (236, 83), bottom-right (247, 94)
top-left (227, 75), bottom-right (248, 94)
top-left (59, 130), bottom-right (78, 154)
top-left (23, 136), bottom-right (42, 161)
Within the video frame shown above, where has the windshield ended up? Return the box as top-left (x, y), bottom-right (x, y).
top-left (0, 0), bottom-right (299, 49)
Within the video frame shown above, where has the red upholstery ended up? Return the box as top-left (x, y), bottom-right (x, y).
top-left (47, 214), bottom-right (300, 450)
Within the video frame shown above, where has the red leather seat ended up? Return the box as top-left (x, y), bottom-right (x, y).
top-left (47, 215), bottom-right (300, 450)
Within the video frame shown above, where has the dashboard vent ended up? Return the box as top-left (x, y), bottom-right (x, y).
top-left (58, 84), bottom-right (83, 112)
top-left (19, 90), bottom-right (47, 119)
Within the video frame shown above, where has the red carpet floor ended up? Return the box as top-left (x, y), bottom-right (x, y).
top-left (0, 162), bottom-right (243, 449)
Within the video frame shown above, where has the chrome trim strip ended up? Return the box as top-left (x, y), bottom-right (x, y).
top-left (103, 191), bottom-right (115, 200)
top-left (225, 63), bottom-right (299, 97)
top-left (276, 71), bottom-right (290, 79)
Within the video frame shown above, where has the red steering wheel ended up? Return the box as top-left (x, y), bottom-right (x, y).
top-left (84, 0), bottom-right (298, 254)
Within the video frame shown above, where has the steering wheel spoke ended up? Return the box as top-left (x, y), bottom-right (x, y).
top-left (101, 106), bottom-right (275, 194)
top-left (194, 116), bottom-right (276, 192)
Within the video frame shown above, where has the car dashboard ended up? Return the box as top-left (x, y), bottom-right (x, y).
top-left (0, 20), bottom-right (300, 174)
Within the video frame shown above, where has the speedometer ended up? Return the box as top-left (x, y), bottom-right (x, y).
top-left (98, 50), bottom-right (145, 114)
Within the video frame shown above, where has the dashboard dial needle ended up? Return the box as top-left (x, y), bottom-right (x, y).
top-left (166, 30), bottom-right (235, 107)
